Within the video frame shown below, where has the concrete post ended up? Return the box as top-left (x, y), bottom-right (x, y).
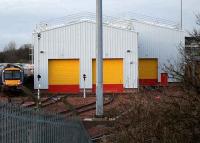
top-left (96, 0), bottom-right (104, 116)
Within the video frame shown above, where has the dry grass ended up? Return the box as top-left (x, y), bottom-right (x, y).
top-left (103, 87), bottom-right (200, 143)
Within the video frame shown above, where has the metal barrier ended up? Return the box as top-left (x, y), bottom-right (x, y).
top-left (0, 102), bottom-right (92, 143)
top-left (38, 12), bottom-right (179, 31)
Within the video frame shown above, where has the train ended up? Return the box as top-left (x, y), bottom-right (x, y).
top-left (0, 64), bottom-right (24, 91)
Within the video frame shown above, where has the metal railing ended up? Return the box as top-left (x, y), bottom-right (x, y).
top-left (0, 102), bottom-right (92, 143)
top-left (37, 12), bottom-right (179, 32)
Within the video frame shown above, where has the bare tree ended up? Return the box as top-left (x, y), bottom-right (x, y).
top-left (164, 14), bottom-right (200, 93)
top-left (0, 41), bottom-right (32, 63)
top-left (3, 41), bottom-right (18, 63)
top-left (4, 41), bottom-right (17, 51)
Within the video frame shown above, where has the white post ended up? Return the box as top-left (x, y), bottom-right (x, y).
top-left (37, 33), bottom-right (41, 108)
top-left (83, 74), bottom-right (87, 98)
top-left (38, 82), bottom-right (40, 103)
top-left (83, 81), bottom-right (86, 98)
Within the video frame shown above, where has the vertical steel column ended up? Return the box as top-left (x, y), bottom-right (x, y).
top-left (181, 0), bottom-right (183, 30)
top-left (96, 0), bottom-right (104, 116)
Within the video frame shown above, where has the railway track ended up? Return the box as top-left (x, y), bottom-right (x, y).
top-left (40, 95), bottom-right (67, 108)
top-left (0, 90), bottom-right (30, 105)
top-left (1, 86), bottom-right (117, 117)
top-left (91, 134), bottom-right (112, 143)
top-left (60, 94), bottom-right (115, 116)
top-left (21, 94), bottom-right (67, 109)
top-left (0, 86), bottom-right (67, 109)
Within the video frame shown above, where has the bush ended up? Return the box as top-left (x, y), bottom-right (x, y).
top-left (105, 89), bottom-right (200, 143)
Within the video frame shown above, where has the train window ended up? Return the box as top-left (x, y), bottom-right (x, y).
top-left (4, 71), bottom-right (13, 80)
top-left (13, 71), bottom-right (21, 79)
top-left (4, 70), bottom-right (21, 80)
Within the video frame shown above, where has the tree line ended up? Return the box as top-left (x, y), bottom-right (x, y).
top-left (0, 41), bottom-right (32, 63)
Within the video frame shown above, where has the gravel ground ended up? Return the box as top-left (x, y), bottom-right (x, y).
top-left (0, 85), bottom-right (183, 139)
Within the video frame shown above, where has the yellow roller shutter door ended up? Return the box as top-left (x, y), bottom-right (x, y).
top-left (48, 59), bottom-right (80, 85)
top-left (139, 59), bottom-right (158, 79)
top-left (92, 59), bottom-right (123, 84)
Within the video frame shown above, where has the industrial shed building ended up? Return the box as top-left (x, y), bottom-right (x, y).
top-left (132, 20), bottom-right (185, 85)
top-left (33, 13), bottom-right (185, 93)
top-left (33, 20), bottom-right (138, 93)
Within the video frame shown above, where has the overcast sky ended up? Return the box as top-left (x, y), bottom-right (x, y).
top-left (0, 0), bottom-right (199, 50)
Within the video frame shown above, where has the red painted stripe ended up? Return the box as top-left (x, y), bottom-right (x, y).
top-left (139, 79), bottom-right (158, 86)
top-left (48, 85), bottom-right (79, 93)
top-left (92, 84), bottom-right (124, 93)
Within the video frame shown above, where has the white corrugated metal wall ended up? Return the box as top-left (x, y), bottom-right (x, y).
top-left (131, 20), bottom-right (185, 82)
top-left (33, 21), bottom-right (138, 89)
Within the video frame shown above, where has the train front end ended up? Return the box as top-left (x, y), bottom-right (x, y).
top-left (1, 66), bottom-right (24, 90)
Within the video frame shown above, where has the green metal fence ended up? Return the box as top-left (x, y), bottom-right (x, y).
top-left (0, 102), bottom-right (92, 143)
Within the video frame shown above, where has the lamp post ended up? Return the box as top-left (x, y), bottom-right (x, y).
top-left (96, 0), bottom-right (103, 116)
